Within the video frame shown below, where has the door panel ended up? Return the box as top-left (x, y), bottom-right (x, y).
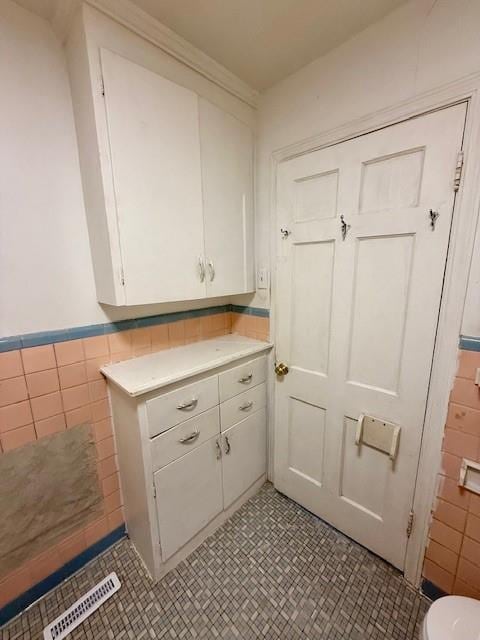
top-left (347, 233), bottom-right (414, 393)
top-left (288, 397), bottom-right (326, 487)
top-left (359, 147), bottom-right (425, 213)
top-left (101, 49), bottom-right (206, 304)
top-left (290, 241), bottom-right (334, 374)
top-left (340, 416), bottom-right (390, 518)
top-left (294, 170), bottom-right (339, 221)
top-left (275, 104), bottom-right (467, 569)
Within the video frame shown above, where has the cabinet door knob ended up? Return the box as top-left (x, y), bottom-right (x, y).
top-left (207, 260), bottom-right (215, 281)
top-left (224, 436), bottom-right (231, 455)
top-left (215, 439), bottom-right (222, 459)
top-left (177, 398), bottom-right (198, 410)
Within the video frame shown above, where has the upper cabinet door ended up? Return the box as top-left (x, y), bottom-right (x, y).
top-left (101, 49), bottom-right (206, 305)
top-left (199, 99), bottom-right (255, 297)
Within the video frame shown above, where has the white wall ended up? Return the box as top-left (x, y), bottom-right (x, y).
top-left (0, 0), bottom-right (95, 336)
top-left (0, 0), bottom-right (246, 337)
top-left (4, 0), bottom-right (480, 335)
top-left (257, 0), bottom-right (480, 335)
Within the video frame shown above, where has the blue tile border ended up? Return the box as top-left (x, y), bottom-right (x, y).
top-left (230, 304), bottom-right (270, 318)
top-left (0, 305), bottom-right (270, 353)
top-left (459, 335), bottom-right (480, 352)
top-left (0, 525), bottom-right (126, 628)
top-left (420, 578), bottom-right (446, 601)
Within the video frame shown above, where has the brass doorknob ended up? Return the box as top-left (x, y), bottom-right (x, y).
top-left (275, 362), bottom-right (289, 376)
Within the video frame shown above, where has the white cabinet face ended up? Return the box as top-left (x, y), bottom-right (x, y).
top-left (146, 375), bottom-right (219, 438)
top-left (154, 436), bottom-right (223, 560)
top-left (101, 49), bottom-right (206, 305)
top-left (221, 408), bottom-right (267, 509)
top-left (199, 99), bottom-right (255, 297)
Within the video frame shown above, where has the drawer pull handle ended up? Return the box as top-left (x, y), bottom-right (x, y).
top-left (240, 401), bottom-right (254, 411)
top-left (177, 398), bottom-right (198, 410)
top-left (215, 439), bottom-right (222, 459)
top-left (179, 430), bottom-right (200, 444)
top-left (224, 436), bottom-right (231, 455)
top-left (238, 373), bottom-right (253, 384)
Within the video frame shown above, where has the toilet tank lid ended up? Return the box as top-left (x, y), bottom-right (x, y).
top-left (425, 596), bottom-right (480, 640)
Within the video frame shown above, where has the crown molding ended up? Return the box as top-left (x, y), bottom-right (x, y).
top-left (50, 0), bottom-right (258, 108)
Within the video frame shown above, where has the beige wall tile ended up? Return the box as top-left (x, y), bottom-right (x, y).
top-left (0, 376), bottom-right (28, 407)
top-left (21, 345), bottom-right (56, 374)
top-left (54, 340), bottom-right (85, 367)
top-left (1, 424), bottom-right (36, 451)
top-left (0, 400), bottom-right (33, 433)
top-left (25, 369), bottom-right (59, 398)
top-left (0, 351), bottom-right (23, 380)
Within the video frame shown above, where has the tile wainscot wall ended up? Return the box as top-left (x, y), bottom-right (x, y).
top-left (0, 305), bottom-right (269, 623)
top-left (423, 342), bottom-right (480, 598)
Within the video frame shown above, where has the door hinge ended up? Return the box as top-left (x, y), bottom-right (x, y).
top-left (153, 485), bottom-right (156, 499)
top-left (120, 268), bottom-right (125, 286)
top-left (406, 510), bottom-right (414, 538)
top-left (101, 76), bottom-right (105, 97)
top-left (454, 150), bottom-right (464, 192)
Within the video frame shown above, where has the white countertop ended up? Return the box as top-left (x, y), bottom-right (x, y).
top-left (101, 335), bottom-right (273, 397)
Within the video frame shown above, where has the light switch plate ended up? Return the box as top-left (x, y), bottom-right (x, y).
top-left (257, 268), bottom-right (269, 290)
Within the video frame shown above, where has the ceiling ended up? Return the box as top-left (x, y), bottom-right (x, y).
top-left (15, 0), bottom-right (408, 91)
top-left (128, 0), bottom-right (407, 90)
top-left (15, 0), bottom-right (56, 21)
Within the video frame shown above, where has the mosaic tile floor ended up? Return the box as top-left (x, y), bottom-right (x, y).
top-left (2, 483), bottom-right (430, 640)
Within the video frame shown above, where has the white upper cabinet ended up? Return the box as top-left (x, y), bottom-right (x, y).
top-left (67, 19), bottom-right (255, 306)
top-left (199, 99), bottom-right (255, 296)
top-left (101, 50), bottom-right (206, 305)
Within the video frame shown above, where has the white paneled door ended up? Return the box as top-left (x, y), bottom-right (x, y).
top-left (274, 104), bottom-right (467, 569)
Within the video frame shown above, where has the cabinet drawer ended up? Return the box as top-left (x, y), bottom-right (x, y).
top-left (151, 407), bottom-right (220, 472)
top-left (218, 356), bottom-right (266, 402)
top-left (154, 436), bottom-right (223, 561)
top-left (220, 383), bottom-right (266, 432)
top-left (146, 376), bottom-right (218, 438)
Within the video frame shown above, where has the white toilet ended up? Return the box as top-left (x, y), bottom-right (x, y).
top-left (422, 595), bottom-right (480, 640)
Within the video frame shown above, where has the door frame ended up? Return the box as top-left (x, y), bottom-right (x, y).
top-left (268, 74), bottom-right (480, 587)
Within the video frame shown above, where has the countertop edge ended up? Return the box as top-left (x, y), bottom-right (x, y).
top-left (101, 341), bottom-right (273, 397)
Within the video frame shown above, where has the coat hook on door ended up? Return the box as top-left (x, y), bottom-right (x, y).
top-left (340, 215), bottom-right (351, 241)
top-left (429, 209), bottom-right (439, 230)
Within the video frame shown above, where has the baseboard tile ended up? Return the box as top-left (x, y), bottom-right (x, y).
top-left (421, 578), bottom-right (447, 601)
top-left (0, 525), bottom-right (126, 627)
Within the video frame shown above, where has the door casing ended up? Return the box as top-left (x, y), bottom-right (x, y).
top-left (267, 75), bottom-right (480, 587)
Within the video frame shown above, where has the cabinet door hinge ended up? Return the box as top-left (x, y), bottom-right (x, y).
top-left (101, 76), bottom-right (105, 97)
top-left (406, 510), bottom-right (414, 538)
top-left (454, 150), bottom-right (464, 192)
top-left (153, 484), bottom-right (156, 499)
top-left (120, 268), bottom-right (125, 286)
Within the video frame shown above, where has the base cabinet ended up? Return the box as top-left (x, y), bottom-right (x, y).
top-left (106, 347), bottom-right (270, 581)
